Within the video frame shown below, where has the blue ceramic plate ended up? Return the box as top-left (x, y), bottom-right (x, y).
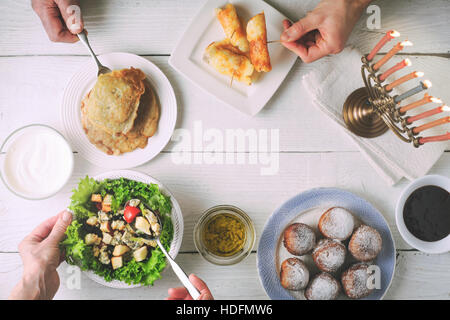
top-left (257, 188), bottom-right (396, 300)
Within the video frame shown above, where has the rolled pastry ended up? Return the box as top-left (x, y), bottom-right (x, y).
top-left (215, 3), bottom-right (249, 53)
top-left (204, 39), bottom-right (254, 85)
top-left (246, 12), bottom-right (272, 72)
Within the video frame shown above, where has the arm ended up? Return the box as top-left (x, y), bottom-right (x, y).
top-left (9, 211), bottom-right (72, 300)
top-left (281, 0), bottom-right (373, 63)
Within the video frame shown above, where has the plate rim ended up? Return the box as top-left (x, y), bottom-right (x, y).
top-left (74, 169), bottom-right (184, 289)
top-left (60, 52), bottom-right (177, 169)
top-left (256, 187), bottom-right (396, 300)
top-left (168, 0), bottom-right (298, 116)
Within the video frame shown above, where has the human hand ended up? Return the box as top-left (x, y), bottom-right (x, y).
top-left (280, 0), bottom-right (371, 63)
top-left (32, 0), bottom-right (84, 43)
top-left (9, 211), bottom-right (72, 300)
top-left (166, 274), bottom-right (214, 300)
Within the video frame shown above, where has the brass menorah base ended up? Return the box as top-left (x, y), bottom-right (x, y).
top-left (342, 56), bottom-right (422, 148)
top-left (343, 87), bottom-right (389, 138)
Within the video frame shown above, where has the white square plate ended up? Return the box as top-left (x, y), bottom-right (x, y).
top-left (169, 0), bottom-right (298, 116)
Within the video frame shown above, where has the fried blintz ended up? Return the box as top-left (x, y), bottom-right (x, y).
top-left (204, 39), bottom-right (254, 85)
top-left (85, 67), bottom-right (146, 135)
top-left (215, 3), bottom-right (249, 53)
top-left (126, 81), bottom-right (159, 139)
top-left (81, 81), bottom-right (159, 155)
top-left (246, 12), bottom-right (271, 72)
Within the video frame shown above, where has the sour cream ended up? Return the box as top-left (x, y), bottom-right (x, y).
top-left (1, 125), bottom-right (74, 199)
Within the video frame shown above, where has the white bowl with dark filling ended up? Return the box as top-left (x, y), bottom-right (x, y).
top-left (395, 175), bottom-right (450, 254)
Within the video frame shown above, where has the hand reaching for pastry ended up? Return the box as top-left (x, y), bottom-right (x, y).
top-left (280, 0), bottom-right (372, 63)
top-left (166, 274), bottom-right (214, 300)
top-left (32, 0), bottom-right (84, 43)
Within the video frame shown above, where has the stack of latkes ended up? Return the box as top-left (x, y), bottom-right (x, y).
top-left (81, 67), bottom-right (159, 155)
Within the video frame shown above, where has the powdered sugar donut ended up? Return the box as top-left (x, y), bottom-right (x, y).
top-left (349, 225), bottom-right (382, 262)
top-left (280, 258), bottom-right (310, 291)
top-left (312, 238), bottom-right (346, 273)
top-left (283, 223), bottom-right (316, 256)
top-left (341, 263), bottom-right (374, 299)
top-left (318, 207), bottom-right (355, 241)
top-left (305, 272), bottom-right (340, 300)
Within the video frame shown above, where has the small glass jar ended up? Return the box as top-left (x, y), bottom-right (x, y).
top-left (194, 205), bottom-right (256, 266)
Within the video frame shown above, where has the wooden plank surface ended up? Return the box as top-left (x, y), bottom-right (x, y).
top-left (1, 251), bottom-right (449, 300)
top-left (1, 0), bottom-right (450, 56)
top-left (1, 152), bottom-right (449, 255)
top-left (0, 0), bottom-right (449, 300)
top-left (0, 55), bottom-right (449, 152)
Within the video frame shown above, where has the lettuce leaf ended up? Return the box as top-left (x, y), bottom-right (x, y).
top-left (70, 176), bottom-right (102, 206)
top-left (68, 176), bottom-right (102, 219)
top-left (61, 220), bottom-right (85, 263)
top-left (101, 178), bottom-right (172, 214)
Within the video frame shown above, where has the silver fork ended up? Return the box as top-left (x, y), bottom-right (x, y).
top-left (77, 30), bottom-right (111, 76)
top-left (140, 203), bottom-right (201, 300)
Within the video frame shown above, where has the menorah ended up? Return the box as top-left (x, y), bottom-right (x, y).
top-left (343, 30), bottom-right (449, 147)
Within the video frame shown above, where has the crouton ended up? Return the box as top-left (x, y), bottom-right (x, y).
top-left (85, 233), bottom-right (100, 245)
top-left (91, 194), bottom-right (102, 203)
top-left (135, 216), bottom-right (151, 235)
top-left (111, 256), bottom-right (123, 270)
top-left (113, 245), bottom-right (130, 256)
top-left (86, 216), bottom-right (98, 226)
top-left (102, 194), bottom-right (113, 212)
top-left (102, 232), bottom-right (113, 245)
top-left (100, 221), bottom-right (112, 233)
top-left (133, 246), bottom-right (148, 262)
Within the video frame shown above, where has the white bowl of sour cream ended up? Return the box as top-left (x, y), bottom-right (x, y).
top-left (0, 124), bottom-right (74, 200)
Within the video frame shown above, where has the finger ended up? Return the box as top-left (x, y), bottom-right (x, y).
top-left (282, 19), bottom-right (291, 31)
top-left (189, 274), bottom-right (209, 292)
top-left (199, 292), bottom-right (214, 300)
top-left (301, 44), bottom-right (329, 63)
top-left (38, 6), bottom-right (79, 43)
top-left (44, 210), bottom-right (73, 245)
top-left (23, 215), bottom-right (60, 243)
top-left (282, 40), bottom-right (308, 59)
top-left (283, 36), bottom-right (329, 64)
top-left (56, 0), bottom-right (84, 34)
top-left (282, 21), bottom-right (314, 49)
top-left (168, 287), bottom-right (189, 299)
top-left (281, 15), bottom-right (317, 42)
top-left (189, 274), bottom-right (213, 300)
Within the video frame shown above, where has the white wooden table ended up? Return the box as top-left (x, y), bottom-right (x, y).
top-left (1, 0), bottom-right (449, 300)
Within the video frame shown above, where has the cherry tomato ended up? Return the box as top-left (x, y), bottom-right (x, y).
top-left (124, 206), bottom-right (140, 223)
top-left (95, 203), bottom-right (102, 211)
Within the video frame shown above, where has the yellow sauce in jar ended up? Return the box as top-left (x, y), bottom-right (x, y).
top-left (202, 213), bottom-right (247, 257)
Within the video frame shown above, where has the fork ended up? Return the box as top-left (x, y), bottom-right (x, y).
top-left (140, 204), bottom-right (201, 300)
top-left (77, 30), bottom-right (111, 76)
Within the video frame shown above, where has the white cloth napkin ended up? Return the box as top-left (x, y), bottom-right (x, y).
top-left (302, 47), bottom-right (447, 185)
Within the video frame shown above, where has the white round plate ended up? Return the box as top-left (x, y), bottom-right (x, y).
top-left (61, 52), bottom-right (177, 169)
top-left (83, 170), bottom-right (184, 288)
